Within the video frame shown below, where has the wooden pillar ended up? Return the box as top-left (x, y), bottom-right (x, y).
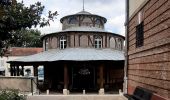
top-left (13, 66), bottom-right (16, 76)
top-left (21, 66), bottom-right (24, 76)
top-left (16, 66), bottom-right (19, 76)
top-left (33, 65), bottom-right (38, 77)
top-left (10, 65), bottom-right (14, 76)
top-left (64, 64), bottom-right (68, 89)
top-left (33, 65), bottom-right (39, 88)
top-left (99, 64), bottom-right (104, 88)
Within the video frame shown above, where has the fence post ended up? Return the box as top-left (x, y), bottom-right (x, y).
top-left (31, 78), bottom-right (33, 95)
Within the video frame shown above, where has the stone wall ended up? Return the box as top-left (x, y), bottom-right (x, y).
top-left (127, 0), bottom-right (170, 99)
top-left (0, 76), bottom-right (37, 93)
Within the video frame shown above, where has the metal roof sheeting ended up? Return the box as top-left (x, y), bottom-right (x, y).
top-left (63, 27), bottom-right (106, 32)
top-left (41, 27), bottom-right (125, 40)
top-left (8, 48), bottom-right (125, 63)
top-left (60, 10), bottom-right (107, 23)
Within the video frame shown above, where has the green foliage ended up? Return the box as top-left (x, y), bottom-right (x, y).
top-left (0, 89), bottom-right (26, 100)
top-left (0, 1), bottom-right (58, 56)
top-left (11, 29), bottom-right (43, 47)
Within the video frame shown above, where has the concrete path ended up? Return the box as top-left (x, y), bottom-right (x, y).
top-left (27, 95), bottom-right (128, 100)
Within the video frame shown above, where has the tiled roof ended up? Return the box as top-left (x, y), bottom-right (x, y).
top-left (8, 48), bottom-right (124, 63)
top-left (6, 47), bottom-right (43, 56)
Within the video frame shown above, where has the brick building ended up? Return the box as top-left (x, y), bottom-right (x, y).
top-left (8, 10), bottom-right (125, 94)
top-left (125, 0), bottom-right (170, 99)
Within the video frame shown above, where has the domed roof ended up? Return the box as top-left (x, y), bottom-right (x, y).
top-left (76, 10), bottom-right (92, 15)
top-left (60, 10), bottom-right (107, 23)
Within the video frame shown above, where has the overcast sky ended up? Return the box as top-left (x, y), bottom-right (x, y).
top-left (18, 0), bottom-right (125, 36)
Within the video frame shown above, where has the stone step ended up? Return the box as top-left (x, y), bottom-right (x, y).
top-left (27, 95), bottom-right (127, 100)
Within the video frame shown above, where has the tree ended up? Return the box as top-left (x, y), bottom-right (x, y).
top-left (11, 29), bottom-right (43, 47)
top-left (0, 89), bottom-right (26, 100)
top-left (0, 0), bottom-right (58, 56)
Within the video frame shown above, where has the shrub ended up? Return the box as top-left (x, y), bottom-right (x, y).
top-left (0, 89), bottom-right (26, 100)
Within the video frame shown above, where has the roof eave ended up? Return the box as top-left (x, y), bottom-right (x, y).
top-left (41, 30), bottom-right (125, 40)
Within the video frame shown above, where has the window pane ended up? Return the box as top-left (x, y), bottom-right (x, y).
top-left (60, 36), bottom-right (67, 49)
top-left (136, 22), bottom-right (144, 47)
top-left (94, 36), bottom-right (102, 48)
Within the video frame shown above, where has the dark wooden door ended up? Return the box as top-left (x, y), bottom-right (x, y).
top-left (72, 66), bottom-right (96, 91)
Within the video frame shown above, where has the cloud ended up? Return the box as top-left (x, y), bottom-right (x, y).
top-left (106, 15), bottom-right (125, 36)
top-left (71, 0), bottom-right (118, 4)
top-left (20, 0), bottom-right (125, 36)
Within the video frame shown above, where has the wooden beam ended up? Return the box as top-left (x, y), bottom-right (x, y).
top-left (64, 64), bottom-right (68, 89)
top-left (13, 66), bottom-right (16, 76)
top-left (99, 64), bottom-right (104, 88)
top-left (33, 65), bottom-right (39, 88)
top-left (33, 65), bottom-right (38, 77)
top-left (10, 66), bottom-right (14, 76)
top-left (21, 66), bottom-right (24, 76)
top-left (16, 66), bottom-right (19, 76)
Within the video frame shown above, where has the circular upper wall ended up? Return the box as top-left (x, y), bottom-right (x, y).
top-left (42, 10), bottom-right (125, 51)
top-left (60, 10), bottom-right (107, 30)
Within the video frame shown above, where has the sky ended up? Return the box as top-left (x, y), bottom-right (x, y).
top-left (18, 0), bottom-right (125, 36)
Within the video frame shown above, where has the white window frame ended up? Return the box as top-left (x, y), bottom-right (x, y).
top-left (94, 36), bottom-right (102, 49)
top-left (60, 36), bottom-right (67, 49)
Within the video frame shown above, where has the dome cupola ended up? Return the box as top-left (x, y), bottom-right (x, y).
top-left (60, 10), bottom-right (107, 30)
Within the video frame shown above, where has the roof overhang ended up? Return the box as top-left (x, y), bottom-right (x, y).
top-left (8, 48), bottom-right (125, 63)
top-left (41, 27), bottom-right (125, 40)
top-left (60, 13), bottom-right (107, 24)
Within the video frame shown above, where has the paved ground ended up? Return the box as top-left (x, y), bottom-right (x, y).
top-left (27, 95), bottom-right (128, 100)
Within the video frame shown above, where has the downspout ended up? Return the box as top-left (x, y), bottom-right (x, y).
top-left (124, 0), bottom-right (129, 94)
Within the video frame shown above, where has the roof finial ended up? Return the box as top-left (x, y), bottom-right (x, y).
top-left (83, 0), bottom-right (85, 11)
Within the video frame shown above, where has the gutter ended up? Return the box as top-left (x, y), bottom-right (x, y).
top-left (124, 0), bottom-right (129, 94)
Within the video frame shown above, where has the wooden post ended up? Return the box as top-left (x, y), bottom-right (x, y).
top-left (10, 65), bottom-right (13, 76)
top-left (33, 65), bottom-right (38, 77)
top-left (13, 66), bottom-right (16, 76)
top-left (64, 64), bottom-right (68, 89)
top-left (99, 64), bottom-right (104, 88)
top-left (16, 66), bottom-right (19, 76)
top-left (33, 65), bottom-right (39, 88)
top-left (21, 66), bottom-right (24, 76)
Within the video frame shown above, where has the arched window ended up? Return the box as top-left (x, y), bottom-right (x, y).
top-left (94, 36), bottom-right (102, 48)
top-left (118, 38), bottom-right (122, 50)
top-left (95, 19), bottom-right (101, 25)
top-left (110, 37), bottom-right (116, 49)
top-left (68, 17), bottom-right (77, 24)
top-left (60, 36), bottom-right (67, 49)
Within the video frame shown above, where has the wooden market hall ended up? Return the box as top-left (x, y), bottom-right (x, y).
top-left (8, 9), bottom-right (125, 94)
top-left (8, 50), bottom-right (124, 93)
